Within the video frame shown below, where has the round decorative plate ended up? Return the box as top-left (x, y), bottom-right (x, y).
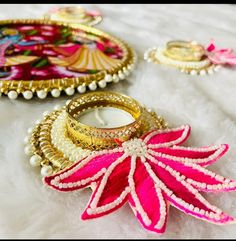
top-left (0, 19), bottom-right (136, 100)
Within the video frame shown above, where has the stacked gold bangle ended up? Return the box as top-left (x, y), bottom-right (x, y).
top-left (164, 40), bottom-right (205, 61)
top-left (66, 91), bottom-right (143, 150)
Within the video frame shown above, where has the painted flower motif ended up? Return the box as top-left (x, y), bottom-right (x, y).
top-left (0, 66), bottom-right (23, 79)
top-left (206, 41), bottom-right (236, 66)
top-left (45, 125), bottom-right (236, 234)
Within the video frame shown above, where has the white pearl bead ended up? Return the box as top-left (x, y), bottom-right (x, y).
top-left (98, 80), bottom-right (107, 88)
top-left (8, 90), bottom-right (18, 100)
top-left (112, 74), bottom-right (119, 83)
top-left (214, 65), bottom-right (221, 72)
top-left (200, 69), bottom-right (206, 75)
top-left (54, 105), bottom-right (61, 111)
top-left (30, 154), bottom-right (42, 167)
top-left (123, 69), bottom-right (130, 76)
top-left (23, 136), bottom-right (29, 144)
top-left (24, 145), bottom-right (34, 156)
top-left (88, 81), bottom-right (97, 91)
top-left (51, 89), bottom-right (61, 98)
top-left (41, 165), bottom-right (53, 177)
top-left (37, 90), bottom-right (47, 99)
top-left (118, 72), bottom-right (125, 80)
top-left (190, 70), bottom-right (197, 75)
top-left (208, 69), bottom-right (214, 75)
top-left (105, 74), bottom-right (113, 83)
top-left (65, 87), bottom-right (75, 96)
top-left (23, 90), bottom-right (33, 100)
top-left (128, 64), bottom-right (134, 71)
top-left (35, 119), bottom-right (41, 125)
top-left (27, 127), bottom-right (33, 134)
top-left (77, 85), bottom-right (86, 93)
top-left (43, 111), bottom-right (50, 116)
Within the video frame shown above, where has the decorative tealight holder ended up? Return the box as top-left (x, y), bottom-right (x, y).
top-left (44, 6), bottom-right (103, 26)
top-left (24, 91), bottom-right (167, 176)
top-left (0, 19), bottom-right (136, 100)
top-left (24, 90), bottom-right (236, 234)
top-left (144, 40), bottom-right (221, 75)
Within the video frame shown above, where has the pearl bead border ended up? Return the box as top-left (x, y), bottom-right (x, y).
top-left (51, 110), bottom-right (92, 162)
top-left (1, 61), bottom-right (136, 100)
top-left (144, 47), bottom-right (222, 75)
top-left (144, 153), bottom-right (226, 221)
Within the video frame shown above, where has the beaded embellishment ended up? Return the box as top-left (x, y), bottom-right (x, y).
top-left (144, 40), bottom-right (236, 76)
top-left (45, 125), bottom-right (236, 234)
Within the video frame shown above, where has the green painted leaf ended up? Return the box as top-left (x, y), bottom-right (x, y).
top-left (104, 47), bottom-right (115, 54)
top-left (32, 58), bottom-right (49, 68)
top-left (23, 50), bottom-right (32, 56)
top-left (87, 69), bottom-right (99, 74)
top-left (54, 39), bottom-right (66, 45)
top-left (27, 29), bottom-right (38, 35)
top-left (61, 31), bottom-right (71, 38)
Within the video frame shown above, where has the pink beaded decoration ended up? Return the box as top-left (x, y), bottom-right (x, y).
top-left (45, 125), bottom-right (236, 234)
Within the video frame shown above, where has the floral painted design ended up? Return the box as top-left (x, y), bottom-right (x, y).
top-left (45, 125), bottom-right (236, 234)
top-left (0, 23), bottom-right (123, 80)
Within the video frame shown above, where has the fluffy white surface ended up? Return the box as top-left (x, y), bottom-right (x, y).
top-left (0, 4), bottom-right (236, 239)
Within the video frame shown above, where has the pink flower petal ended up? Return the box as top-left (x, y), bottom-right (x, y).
top-left (143, 125), bottom-right (190, 148)
top-left (150, 144), bottom-right (229, 166)
top-left (146, 155), bottom-right (235, 224)
top-left (148, 150), bottom-right (236, 192)
top-left (44, 149), bottom-right (124, 191)
top-left (128, 157), bottom-right (168, 233)
top-left (81, 155), bottom-right (131, 219)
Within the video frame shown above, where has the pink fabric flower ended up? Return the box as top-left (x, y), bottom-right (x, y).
top-left (206, 40), bottom-right (236, 66)
top-left (45, 125), bottom-right (236, 234)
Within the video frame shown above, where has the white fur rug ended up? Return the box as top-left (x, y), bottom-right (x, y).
top-left (0, 4), bottom-right (236, 239)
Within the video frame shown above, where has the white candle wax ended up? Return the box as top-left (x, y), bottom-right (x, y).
top-left (77, 107), bottom-right (135, 128)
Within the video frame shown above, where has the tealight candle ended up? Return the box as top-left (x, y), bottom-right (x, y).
top-left (66, 91), bottom-right (143, 150)
top-left (77, 107), bottom-right (135, 128)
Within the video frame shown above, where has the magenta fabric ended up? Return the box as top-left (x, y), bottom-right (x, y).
top-left (44, 125), bottom-right (236, 234)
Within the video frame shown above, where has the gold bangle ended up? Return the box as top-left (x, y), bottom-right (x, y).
top-left (164, 40), bottom-right (205, 62)
top-left (66, 91), bottom-right (143, 150)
